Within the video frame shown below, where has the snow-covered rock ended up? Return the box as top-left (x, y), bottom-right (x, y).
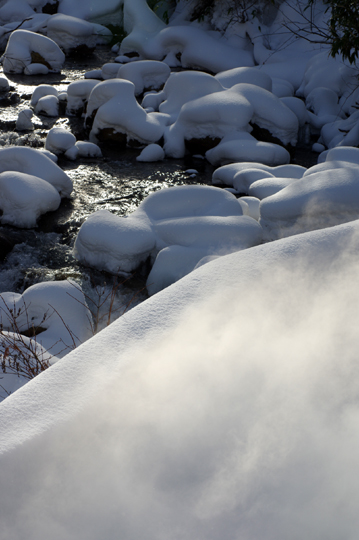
top-left (0, 170), bottom-right (60, 228)
top-left (66, 79), bottom-right (99, 116)
top-left (75, 140), bottom-right (102, 158)
top-left (16, 109), bottom-right (34, 131)
top-left (117, 60), bottom-right (170, 95)
top-left (1, 29), bottom-right (65, 74)
top-left (0, 147), bottom-right (73, 197)
top-left (47, 13), bottom-right (98, 53)
top-left (34, 94), bottom-right (59, 116)
top-left (45, 127), bottom-right (76, 155)
top-left (136, 144), bottom-right (164, 162)
top-left (74, 185), bottom-right (262, 293)
top-left (90, 80), bottom-right (164, 145)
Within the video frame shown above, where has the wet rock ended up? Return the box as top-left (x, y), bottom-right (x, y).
top-left (185, 136), bottom-right (221, 155)
top-left (96, 128), bottom-right (127, 146)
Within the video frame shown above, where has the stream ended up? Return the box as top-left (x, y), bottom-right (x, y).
top-left (0, 45), bottom-right (318, 328)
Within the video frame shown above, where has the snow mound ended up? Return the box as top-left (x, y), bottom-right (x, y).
top-left (45, 127), bottom-right (76, 155)
top-left (136, 144), bottom-right (164, 162)
top-left (1, 29), bottom-right (65, 74)
top-left (34, 94), bottom-right (59, 116)
top-left (0, 170), bottom-right (60, 228)
top-left (75, 141), bottom-right (102, 158)
top-left (47, 14), bottom-right (98, 53)
top-left (260, 164), bottom-right (359, 238)
top-left (66, 79), bottom-right (99, 116)
top-left (117, 60), bottom-right (170, 95)
top-left (16, 109), bottom-right (34, 131)
top-left (90, 80), bottom-right (164, 145)
top-left (0, 147), bottom-right (73, 197)
top-left (74, 185), bottom-right (262, 292)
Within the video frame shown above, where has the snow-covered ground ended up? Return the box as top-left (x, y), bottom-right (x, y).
top-left (1, 0), bottom-right (359, 537)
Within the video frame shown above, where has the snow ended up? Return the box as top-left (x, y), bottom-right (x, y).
top-left (31, 84), bottom-right (58, 107)
top-left (136, 143), bottom-right (164, 162)
top-left (16, 109), bottom-right (34, 131)
top-left (66, 79), bottom-right (100, 116)
top-left (46, 13), bottom-right (104, 53)
top-left (205, 134), bottom-right (291, 167)
top-left (75, 140), bottom-right (102, 158)
top-left (3, 219), bottom-right (359, 539)
top-left (34, 94), bottom-right (59, 116)
top-left (74, 185), bottom-right (262, 292)
top-left (2, 1), bottom-right (359, 536)
top-left (0, 170), bottom-right (60, 228)
top-left (89, 80), bottom-right (164, 145)
top-left (260, 165), bottom-right (359, 238)
top-left (45, 126), bottom-right (76, 155)
top-left (117, 60), bottom-right (171, 95)
top-left (1, 29), bottom-right (65, 74)
top-left (0, 147), bottom-right (73, 197)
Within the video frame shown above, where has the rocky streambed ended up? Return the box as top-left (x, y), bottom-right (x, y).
top-left (0, 45), bottom-right (318, 325)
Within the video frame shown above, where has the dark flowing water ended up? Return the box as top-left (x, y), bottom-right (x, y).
top-left (0, 46), bottom-right (318, 323)
top-left (0, 47), bottom-right (215, 321)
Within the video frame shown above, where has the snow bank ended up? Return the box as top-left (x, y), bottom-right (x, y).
top-left (3, 218), bottom-right (359, 540)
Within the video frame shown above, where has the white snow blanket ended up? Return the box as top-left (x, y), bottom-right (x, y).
top-left (74, 185), bottom-right (262, 293)
top-left (2, 218), bottom-right (359, 540)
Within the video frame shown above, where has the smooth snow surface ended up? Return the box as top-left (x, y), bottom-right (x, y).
top-left (3, 219), bottom-right (359, 539)
top-left (74, 185), bottom-right (262, 292)
top-left (2, 29), bottom-right (65, 74)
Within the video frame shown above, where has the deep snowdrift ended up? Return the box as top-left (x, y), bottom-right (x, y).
top-left (1, 221), bottom-right (359, 539)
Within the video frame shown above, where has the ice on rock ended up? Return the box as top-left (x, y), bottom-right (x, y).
top-left (0, 147), bottom-right (73, 197)
top-left (136, 144), bottom-right (164, 162)
top-left (0, 170), bottom-right (60, 228)
top-left (90, 80), bottom-right (164, 145)
top-left (1, 29), bottom-right (65, 74)
top-left (117, 60), bottom-right (171, 95)
top-left (16, 109), bottom-right (34, 131)
top-left (34, 94), bottom-right (59, 117)
top-left (74, 185), bottom-right (262, 293)
top-left (45, 127), bottom-right (76, 155)
top-left (66, 79), bottom-right (100, 116)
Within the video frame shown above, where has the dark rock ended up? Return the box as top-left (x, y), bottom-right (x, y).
top-left (96, 128), bottom-right (127, 146)
top-left (185, 136), bottom-right (221, 155)
top-left (250, 123), bottom-right (295, 157)
top-left (41, 0), bottom-right (59, 15)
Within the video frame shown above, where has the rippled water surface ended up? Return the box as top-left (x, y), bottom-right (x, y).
top-left (0, 47), bottom-right (215, 317)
